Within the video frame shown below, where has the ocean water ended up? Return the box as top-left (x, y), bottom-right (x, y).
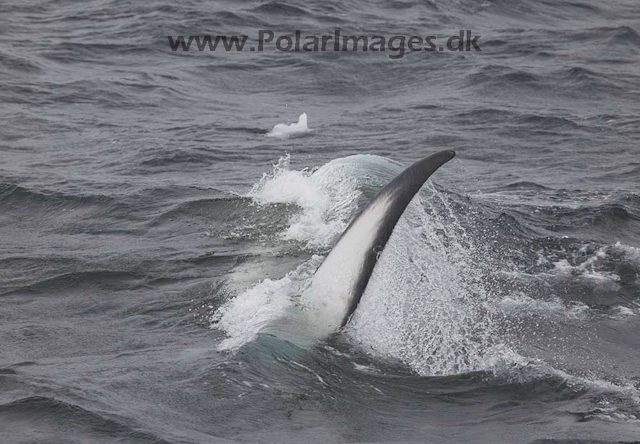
top-left (1, 0), bottom-right (640, 443)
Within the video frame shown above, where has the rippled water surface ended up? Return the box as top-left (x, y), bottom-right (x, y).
top-left (1, 0), bottom-right (640, 443)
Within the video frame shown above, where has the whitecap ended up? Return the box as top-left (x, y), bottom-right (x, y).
top-left (266, 112), bottom-right (309, 138)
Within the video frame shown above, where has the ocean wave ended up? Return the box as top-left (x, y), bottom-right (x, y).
top-left (1, 270), bottom-right (146, 296)
top-left (246, 154), bottom-right (366, 250)
top-left (467, 65), bottom-right (543, 88)
top-left (0, 397), bottom-right (170, 444)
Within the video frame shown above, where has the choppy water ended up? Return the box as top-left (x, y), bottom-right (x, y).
top-left (2, 0), bottom-right (640, 443)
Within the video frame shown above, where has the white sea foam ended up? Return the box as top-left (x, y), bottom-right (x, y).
top-left (496, 241), bottom-right (638, 288)
top-left (610, 305), bottom-right (637, 319)
top-left (497, 292), bottom-right (590, 320)
top-left (247, 154), bottom-right (362, 250)
top-left (610, 241), bottom-right (640, 263)
top-left (247, 154), bottom-right (319, 208)
top-left (353, 363), bottom-right (379, 374)
top-left (266, 113), bottom-right (309, 138)
top-left (581, 408), bottom-right (640, 424)
top-left (550, 241), bottom-right (640, 283)
top-left (211, 255), bottom-right (324, 350)
top-left (552, 248), bottom-right (620, 283)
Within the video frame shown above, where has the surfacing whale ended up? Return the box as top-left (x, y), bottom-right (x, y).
top-left (300, 150), bottom-right (456, 337)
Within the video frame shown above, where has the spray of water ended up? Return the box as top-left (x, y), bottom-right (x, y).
top-left (214, 154), bottom-right (512, 375)
top-left (347, 183), bottom-right (504, 376)
top-left (246, 154), bottom-right (361, 250)
top-left (210, 154), bottom-right (640, 418)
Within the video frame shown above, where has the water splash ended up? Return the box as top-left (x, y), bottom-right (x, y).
top-left (212, 255), bottom-right (324, 350)
top-left (347, 183), bottom-right (502, 376)
top-left (247, 154), bottom-right (362, 250)
top-left (216, 154), bottom-right (509, 376)
top-left (212, 155), bottom-right (371, 348)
